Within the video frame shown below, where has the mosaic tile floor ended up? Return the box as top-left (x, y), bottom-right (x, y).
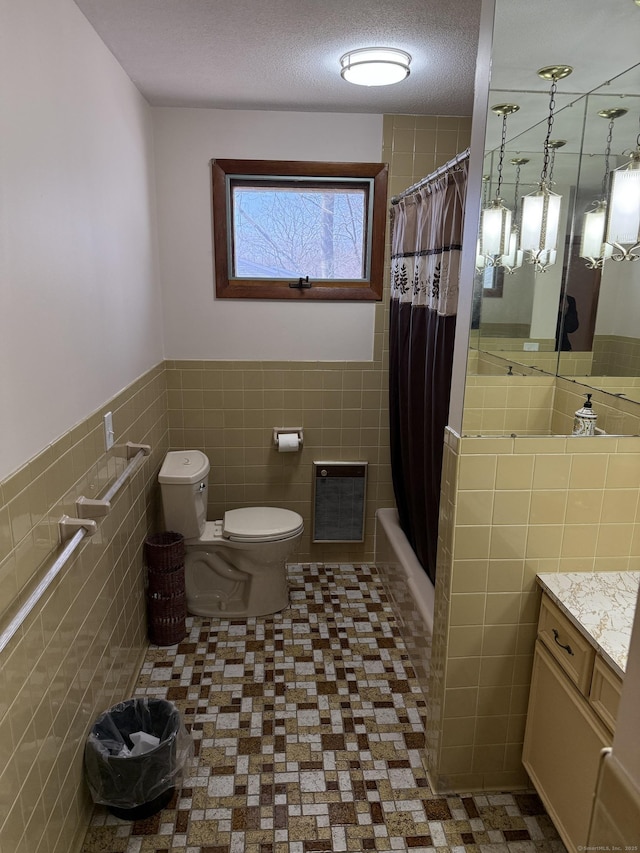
top-left (82, 563), bottom-right (565, 853)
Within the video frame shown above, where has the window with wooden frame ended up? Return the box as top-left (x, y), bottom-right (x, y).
top-left (211, 159), bottom-right (388, 300)
top-left (481, 264), bottom-right (504, 298)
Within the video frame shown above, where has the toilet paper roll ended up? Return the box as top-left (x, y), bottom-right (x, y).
top-left (277, 433), bottom-right (300, 452)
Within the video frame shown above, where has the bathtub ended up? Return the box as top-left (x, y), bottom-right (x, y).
top-left (374, 508), bottom-right (434, 695)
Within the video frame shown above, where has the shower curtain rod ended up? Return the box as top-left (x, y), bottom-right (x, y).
top-left (390, 148), bottom-right (470, 205)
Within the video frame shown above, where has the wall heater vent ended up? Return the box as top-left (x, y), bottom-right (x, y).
top-left (312, 461), bottom-right (368, 543)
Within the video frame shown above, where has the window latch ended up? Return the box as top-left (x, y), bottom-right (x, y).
top-left (289, 276), bottom-right (311, 289)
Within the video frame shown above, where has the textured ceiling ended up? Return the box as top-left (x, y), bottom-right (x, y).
top-left (72, 0), bottom-right (481, 115)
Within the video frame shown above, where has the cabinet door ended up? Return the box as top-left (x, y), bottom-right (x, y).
top-left (523, 640), bottom-right (611, 853)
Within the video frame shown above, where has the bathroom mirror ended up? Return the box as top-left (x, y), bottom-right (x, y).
top-left (470, 0), bottom-right (640, 404)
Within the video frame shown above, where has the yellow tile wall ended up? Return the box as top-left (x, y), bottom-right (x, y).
top-left (473, 326), bottom-right (534, 341)
top-left (462, 375), bottom-right (556, 436)
top-left (552, 377), bottom-right (640, 436)
top-left (586, 376), bottom-right (640, 399)
top-left (427, 429), bottom-right (640, 793)
top-left (462, 373), bottom-right (640, 438)
top-left (471, 341), bottom-right (640, 386)
top-left (382, 114), bottom-right (473, 202)
top-left (166, 359), bottom-right (393, 561)
top-left (471, 348), bottom-right (594, 378)
top-left (166, 114), bottom-right (472, 564)
top-left (0, 365), bottom-right (168, 853)
top-left (592, 334), bottom-right (640, 376)
top-left (555, 349), bottom-right (596, 376)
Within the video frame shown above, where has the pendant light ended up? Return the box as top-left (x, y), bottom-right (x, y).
top-left (475, 175), bottom-right (491, 272)
top-left (533, 139), bottom-right (567, 272)
top-left (580, 109), bottom-right (627, 268)
top-left (605, 114), bottom-right (640, 262)
top-left (479, 104), bottom-right (520, 266)
top-left (501, 158), bottom-right (528, 274)
top-left (548, 139), bottom-right (567, 178)
top-left (520, 66), bottom-right (573, 272)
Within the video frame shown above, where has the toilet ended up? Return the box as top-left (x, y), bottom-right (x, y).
top-left (158, 450), bottom-right (303, 618)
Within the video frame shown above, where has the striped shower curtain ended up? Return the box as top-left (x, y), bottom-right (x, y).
top-left (389, 159), bottom-right (468, 584)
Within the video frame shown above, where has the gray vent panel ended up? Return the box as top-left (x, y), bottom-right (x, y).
top-left (313, 462), bottom-right (367, 543)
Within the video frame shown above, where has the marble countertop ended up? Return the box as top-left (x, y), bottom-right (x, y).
top-left (536, 571), bottom-right (640, 678)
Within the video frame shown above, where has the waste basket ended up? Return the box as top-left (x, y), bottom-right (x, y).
top-left (84, 697), bottom-right (192, 820)
top-left (144, 532), bottom-right (187, 646)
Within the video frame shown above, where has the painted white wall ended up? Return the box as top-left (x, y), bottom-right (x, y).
top-left (0, 0), bottom-right (163, 481)
top-left (595, 257), bottom-right (640, 338)
top-left (480, 264), bottom-right (535, 326)
top-left (152, 108), bottom-right (382, 361)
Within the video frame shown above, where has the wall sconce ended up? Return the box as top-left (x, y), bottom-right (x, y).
top-left (479, 104), bottom-right (520, 266)
top-left (605, 117), bottom-right (640, 262)
top-left (339, 47), bottom-right (411, 87)
top-left (580, 109), bottom-right (627, 268)
top-left (520, 66), bottom-right (573, 272)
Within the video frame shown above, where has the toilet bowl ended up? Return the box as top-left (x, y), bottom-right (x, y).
top-left (158, 450), bottom-right (303, 618)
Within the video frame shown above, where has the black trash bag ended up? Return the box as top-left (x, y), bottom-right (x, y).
top-left (84, 698), bottom-right (192, 820)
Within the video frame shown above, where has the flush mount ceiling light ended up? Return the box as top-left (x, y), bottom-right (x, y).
top-left (339, 48), bottom-right (411, 87)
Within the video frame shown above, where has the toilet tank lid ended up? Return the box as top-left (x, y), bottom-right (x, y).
top-left (159, 450), bottom-right (210, 484)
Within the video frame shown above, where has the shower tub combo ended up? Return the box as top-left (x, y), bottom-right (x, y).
top-left (374, 508), bottom-right (434, 695)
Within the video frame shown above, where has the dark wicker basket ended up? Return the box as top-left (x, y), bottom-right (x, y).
top-left (147, 593), bottom-right (187, 646)
top-left (148, 617), bottom-right (187, 647)
top-left (144, 532), bottom-right (185, 573)
top-left (147, 592), bottom-right (186, 617)
top-left (147, 566), bottom-right (186, 598)
top-left (145, 532), bottom-right (187, 645)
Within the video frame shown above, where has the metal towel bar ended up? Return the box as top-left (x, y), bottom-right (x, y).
top-left (0, 441), bottom-right (151, 655)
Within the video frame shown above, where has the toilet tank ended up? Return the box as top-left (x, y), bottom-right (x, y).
top-left (158, 450), bottom-right (210, 540)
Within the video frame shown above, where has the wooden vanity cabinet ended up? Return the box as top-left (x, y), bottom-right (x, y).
top-left (523, 594), bottom-right (623, 853)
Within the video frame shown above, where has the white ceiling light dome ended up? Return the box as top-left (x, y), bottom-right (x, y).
top-left (340, 47), bottom-right (411, 87)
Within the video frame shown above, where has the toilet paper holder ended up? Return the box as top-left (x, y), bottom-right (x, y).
top-left (273, 427), bottom-right (304, 449)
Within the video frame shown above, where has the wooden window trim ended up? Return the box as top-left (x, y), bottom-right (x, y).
top-left (211, 159), bottom-right (388, 301)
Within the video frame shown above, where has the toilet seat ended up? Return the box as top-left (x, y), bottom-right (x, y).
top-left (223, 507), bottom-right (304, 542)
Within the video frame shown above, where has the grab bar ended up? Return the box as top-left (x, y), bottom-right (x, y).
top-left (0, 528), bottom-right (89, 655)
top-left (106, 442), bottom-right (151, 499)
top-left (0, 441), bottom-right (151, 656)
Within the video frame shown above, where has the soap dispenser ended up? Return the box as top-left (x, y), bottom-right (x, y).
top-left (572, 393), bottom-right (597, 436)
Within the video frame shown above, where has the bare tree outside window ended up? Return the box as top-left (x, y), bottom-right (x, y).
top-left (233, 186), bottom-right (366, 279)
top-left (211, 159), bottom-right (388, 301)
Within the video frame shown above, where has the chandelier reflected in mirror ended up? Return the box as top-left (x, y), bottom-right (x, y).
top-left (478, 103), bottom-right (520, 267)
top-left (605, 114), bottom-right (640, 262)
top-left (520, 65), bottom-right (573, 272)
top-left (501, 157), bottom-right (528, 274)
top-left (580, 108), bottom-right (627, 268)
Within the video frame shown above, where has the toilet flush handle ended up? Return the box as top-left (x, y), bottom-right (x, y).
top-left (198, 482), bottom-right (206, 492)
